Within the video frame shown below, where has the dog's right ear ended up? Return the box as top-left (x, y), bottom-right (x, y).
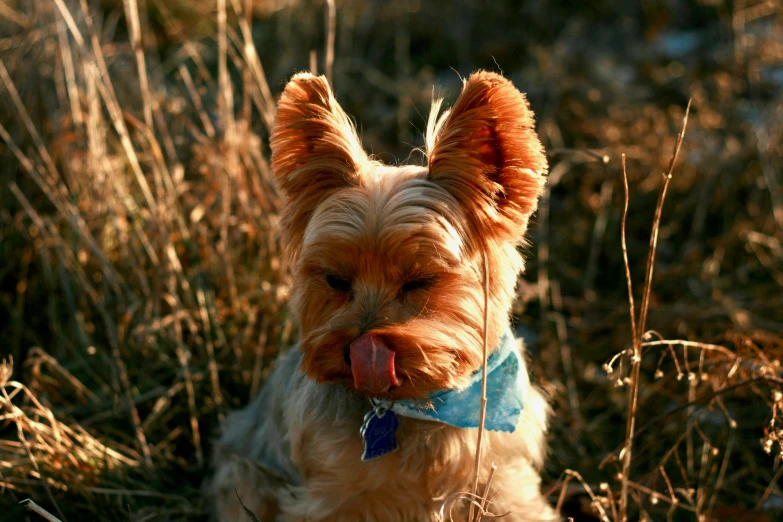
top-left (270, 73), bottom-right (367, 258)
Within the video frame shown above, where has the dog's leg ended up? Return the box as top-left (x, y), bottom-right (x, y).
top-left (482, 461), bottom-right (561, 522)
top-left (478, 385), bottom-right (561, 522)
top-left (210, 452), bottom-right (289, 522)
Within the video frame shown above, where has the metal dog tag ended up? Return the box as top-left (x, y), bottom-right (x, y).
top-left (360, 403), bottom-right (399, 461)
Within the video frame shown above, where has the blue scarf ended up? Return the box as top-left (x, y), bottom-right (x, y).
top-left (358, 328), bottom-right (528, 460)
top-left (391, 328), bottom-right (528, 432)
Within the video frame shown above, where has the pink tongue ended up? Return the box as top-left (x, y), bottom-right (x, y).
top-left (349, 334), bottom-right (400, 395)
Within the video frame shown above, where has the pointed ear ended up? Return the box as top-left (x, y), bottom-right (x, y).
top-left (270, 73), bottom-right (368, 257)
top-left (427, 71), bottom-right (547, 247)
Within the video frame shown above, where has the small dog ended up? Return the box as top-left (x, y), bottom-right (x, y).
top-left (209, 71), bottom-right (558, 522)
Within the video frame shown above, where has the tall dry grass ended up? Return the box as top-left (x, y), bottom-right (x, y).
top-left (1, 1), bottom-right (783, 521)
top-left (1, 0), bottom-right (290, 519)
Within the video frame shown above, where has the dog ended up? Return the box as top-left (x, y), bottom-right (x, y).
top-left (209, 70), bottom-right (558, 522)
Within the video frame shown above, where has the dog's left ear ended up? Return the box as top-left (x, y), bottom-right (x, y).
top-left (427, 71), bottom-right (547, 247)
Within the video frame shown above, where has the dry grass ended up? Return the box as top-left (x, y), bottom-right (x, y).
top-left (1, 1), bottom-right (782, 521)
top-left (1, 0), bottom-right (290, 518)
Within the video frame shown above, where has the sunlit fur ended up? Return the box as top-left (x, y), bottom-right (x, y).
top-left (209, 71), bottom-right (559, 521)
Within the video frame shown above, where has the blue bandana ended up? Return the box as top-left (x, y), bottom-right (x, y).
top-left (359, 328), bottom-right (528, 460)
top-left (391, 328), bottom-right (528, 432)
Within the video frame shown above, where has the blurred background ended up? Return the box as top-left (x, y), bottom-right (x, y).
top-left (1, 0), bottom-right (782, 520)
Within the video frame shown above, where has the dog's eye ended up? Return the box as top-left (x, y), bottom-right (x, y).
top-left (326, 274), bottom-right (352, 293)
top-left (401, 276), bottom-right (436, 294)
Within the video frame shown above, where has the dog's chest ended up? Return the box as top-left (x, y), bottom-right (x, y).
top-left (292, 401), bottom-right (476, 505)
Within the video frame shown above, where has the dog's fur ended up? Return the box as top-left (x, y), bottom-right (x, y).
top-left (209, 71), bottom-right (558, 522)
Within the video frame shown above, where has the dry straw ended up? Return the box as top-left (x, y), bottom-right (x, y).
top-left (2, 1), bottom-right (782, 521)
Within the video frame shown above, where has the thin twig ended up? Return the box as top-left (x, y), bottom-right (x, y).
top-left (548, 148), bottom-right (610, 164)
top-left (123, 0), bottom-right (153, 129)
top-left (584, 180), bottom-right (614, 298)
top-left (235, 490), bottom-right (263, 522)
top-left (470, 250), bottom-right (492, 521)
top-left (620, 154), bottom-right (637, 346)
top-left (233, 0), bottom-right (275, 129)
top-left (20, 499), bottom-right (63, 522)
top-left (633, 374), bottom-right (783, 440)
top-left (554, 470), bottom-right (611, 521)
top-left (479, 462), bottom-right (498, 515)
top-left (550, 279), bottom-right (584, 432)
top-left (619, 100), bottom-right (691, 522)
top-left (4, 384), bottom-right (68, 522)
top-left (324, 0), bottom-right (336, 85)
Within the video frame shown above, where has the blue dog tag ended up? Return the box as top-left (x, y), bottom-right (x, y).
top-left (360, 404), bottom-right (399, 461)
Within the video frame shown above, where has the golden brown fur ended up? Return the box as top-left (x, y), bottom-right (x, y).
top-left (209, 71), bottom-right (559, 521)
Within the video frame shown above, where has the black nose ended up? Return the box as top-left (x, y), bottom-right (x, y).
top-left (344, 344), bottom-right (352, 367)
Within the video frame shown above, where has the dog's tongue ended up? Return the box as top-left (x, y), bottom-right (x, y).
top-left (349, 334), bottom-right (400, 395)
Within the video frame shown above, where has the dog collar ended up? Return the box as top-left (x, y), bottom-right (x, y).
top-left (392, 327), bottom-right (528, 431)
top-left (359, 327), bottom-right (528, 461)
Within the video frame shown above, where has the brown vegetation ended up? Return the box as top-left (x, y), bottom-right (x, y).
top-left (1, 1), bottom-right (782, 521)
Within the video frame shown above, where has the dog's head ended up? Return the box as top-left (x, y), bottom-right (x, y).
top-left (270, 71), bottom-right (546, 400)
